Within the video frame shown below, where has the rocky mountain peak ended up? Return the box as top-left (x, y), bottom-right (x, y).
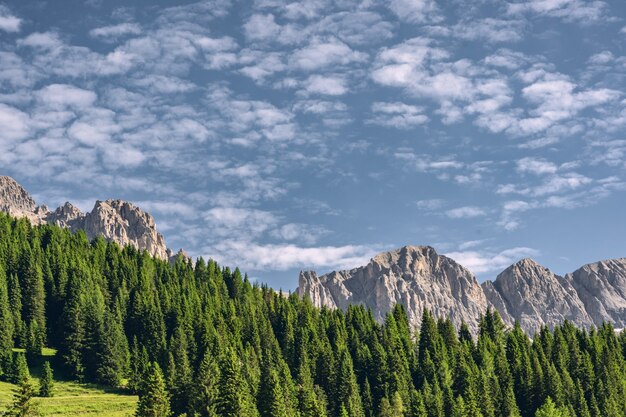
top-left (298, 245), bottom-right (488, 334)
top-left (485, 258), bottom-right (593, 334)
top-left (0, 176), bottom-right (171, 261)
top-left (0, 176), bottom-right (46, 224)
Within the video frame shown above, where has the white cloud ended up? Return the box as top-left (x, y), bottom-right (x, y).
top-left (304, 75), bottom-right (347, 96)
top-left (445, 206), bottom-right (486, 219)
top-left (316, 11), bottom-right (394, 46)
top-left (395, 151), bottom-right (464, 172)
top-left (445, 247), bottom-right (539, 275)
top-left (416, 199), bottom-right (445, 210)
top-left (89, 23), bottom-right (142, 40)
top-left (18, 32), bottom-right (63, 49)
top-left (0, 103), bottom-right (30, 142)
top-left (429, 18), bottom-right (526, 43)
top-left (516, 157), bottom-right (558, 175)
top-left (289, 37), bottom-right (368, 71)
top-left (36, 84), bottom-right (97, 108)
top-left (293, 100), bottom-right (347, 114)
top-left (507, 0), bottom-right (607, 23)
top-left (368, 102), bottom-right (428, 129)
top-left (0, 6), bottom-right (21, 32)
top-left (244, 14), bottom-right (282, 42)
top-left (205, 240), bottom-right (381, 271)
top-left (204, 207), bottom-right (279, 238)
top-left (388, 0), bottom-right (441, 23)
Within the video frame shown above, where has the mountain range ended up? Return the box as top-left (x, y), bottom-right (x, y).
top-left (0, 175), bottom-right (180, 262)
top-left (2, 175), bottom-right (625, 335)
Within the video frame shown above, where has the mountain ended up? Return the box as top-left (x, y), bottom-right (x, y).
top-left (568, 258), bottom-right (626, 329)
top-left (298, 245), bottom-right (488, 334)
top-left (299, 247), bottom-right (626, 335)
top-left (483, 258), bottom-right (594, 333)
top-left (0, 175), bottom-right (172, 261)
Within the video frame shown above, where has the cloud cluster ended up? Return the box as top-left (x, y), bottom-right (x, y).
top-left (0, 0), bottom-right (625, 286)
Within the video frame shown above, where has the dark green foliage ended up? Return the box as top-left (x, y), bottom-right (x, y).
top-left (135, 362), bottom-right (171, 417)
top-left (38, 361), bottom-right (53, 397)
top-left (11, 353), bottom-right (30, 385)
top-left (1, 213), bottom-right (626, 416)
top-left (6, 376), bottom-right (39, 417)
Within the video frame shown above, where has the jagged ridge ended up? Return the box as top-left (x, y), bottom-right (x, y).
top-left (0, 175), bottom-right (175, 261)
top-left (298, 245), bottom-right (488, 334)
top-left (300, 246), bottom-right (626, 335)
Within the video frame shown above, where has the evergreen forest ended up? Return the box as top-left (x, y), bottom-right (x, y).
top-left (0, 212), bottom-right (625, 417)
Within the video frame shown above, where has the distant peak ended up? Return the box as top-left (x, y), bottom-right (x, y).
top-left (515, 258), bottom-right (541, 268)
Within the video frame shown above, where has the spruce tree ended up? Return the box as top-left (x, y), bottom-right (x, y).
top-left (258, 363), bottom-right (289, 417)
top-left (38, 361), bottom-right (53, 397)
top-left (0, 265), bottom-right (14, 375)
top-left (7, 376), bottom-right (39, 417)
top-left (534, 397), bottom-right (570, 417)
top-left (11, 353), bottom-right (30, 385)
top-left (216, 348), bottom-right (259, 417)
top-left (135, 362), bottom-right (171, 417)
top-left (190, 351), bottom-right (220, 417)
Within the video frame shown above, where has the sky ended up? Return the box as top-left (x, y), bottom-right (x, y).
top-left (0, 0), bottom-right (625, 290)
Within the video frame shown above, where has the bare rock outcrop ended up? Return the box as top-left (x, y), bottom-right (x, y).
top-left (567, 259), bottom-right (626, 328)
top-left (0, 176), bottom-right (170, 260)
top-left (484, 258), bottom-right (593, 334)
top-left (0, 176), bottom-right (49, 225)
top-left (298, 246), bottom-right (489, 334)
top-left (82, 200), bottom-right (169, 260)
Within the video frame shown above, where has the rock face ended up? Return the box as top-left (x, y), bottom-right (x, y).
top-left (0, 176), bottom-right (171, 261)
top-left (299, 247), bottom-right (626, 335)
top-left (483, 259), bottom-right (593, 334)
top-left (298, 246), bottom-right (489, 334)
top-left (0, 176), bottom-right (48, 225)
top-left (568, 259), bottom-right (626, 328)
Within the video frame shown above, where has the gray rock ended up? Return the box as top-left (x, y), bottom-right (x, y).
top-left (298, 246), bottom-right (488, 334)
top-left (484, 258), bottom-right (593, 334)
top-left (568, 258), bottom-right (626, 328)
top-left (0, 176), bottom-right (48, 225)
top-left (0, 176), bottom-right (170, 260)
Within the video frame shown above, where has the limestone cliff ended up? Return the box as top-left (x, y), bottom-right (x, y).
top-left (298, 246), bottom-right (488, 334)
top-left (0, 176), bottom-right (171, 260)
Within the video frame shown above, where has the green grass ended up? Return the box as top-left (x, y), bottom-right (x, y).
top-left (0, 350), bottom-right (138, 416)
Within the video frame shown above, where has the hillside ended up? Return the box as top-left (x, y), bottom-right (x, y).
top-left (0, 212), bottom-right (625, 416)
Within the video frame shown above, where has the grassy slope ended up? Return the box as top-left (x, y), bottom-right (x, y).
top-left (0, 349), bottom-right (137, 416)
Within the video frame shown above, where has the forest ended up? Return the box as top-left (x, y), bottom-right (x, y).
top-left (0, 212), bottom-right (625, 417)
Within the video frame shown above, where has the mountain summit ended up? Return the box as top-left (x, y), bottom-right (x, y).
top-left (0, 175), bottom-right (172, 260)
top-left (298, 245), bottom-right (488, 334)
top-left (300, 247), bottom-right (626, 335)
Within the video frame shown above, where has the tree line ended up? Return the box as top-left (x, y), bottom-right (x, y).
top-left (0, 212), bottom-right (625, 417)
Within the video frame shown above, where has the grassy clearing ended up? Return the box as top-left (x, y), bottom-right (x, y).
top-left (0, 349), bottom-right (137, 416)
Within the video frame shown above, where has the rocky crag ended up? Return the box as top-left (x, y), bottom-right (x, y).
top-left (0, 176), bottom-right (173, 261)
top-left (299, 246), bottom-right (626, 335)
top-left (299, 246), bottom-right (489, 334)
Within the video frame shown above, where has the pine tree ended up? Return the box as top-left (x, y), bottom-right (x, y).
top-left (258, 362), bottom-right (289, 417)
top-left (190, 351), bottom-right (220, 417)
top-left (297, 358), bottom-right (326, 417)
top-left (95, 310), bottom-right (129, 387)
top-left (6, 376), bottom-right (39, 417)
top-left (408, 390), bottom-right (427, 417)
top-left (534, 397), bottom-right (570, 417)
top-left (216, 348), bottom-right (259, 417)
top-left (38, 361), bottom-right (53, 397)
top-left (135, 362), bottom-right (171, 417)
top-left (334, 348), bottom-right (365, 417)
top-left (0, 265), bottom-right (14, 376)
top-left (11, 353), bottom-right (30, 385)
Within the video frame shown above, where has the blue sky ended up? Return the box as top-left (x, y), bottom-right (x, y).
top-left (0, 0), bottom-right (625, 289)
